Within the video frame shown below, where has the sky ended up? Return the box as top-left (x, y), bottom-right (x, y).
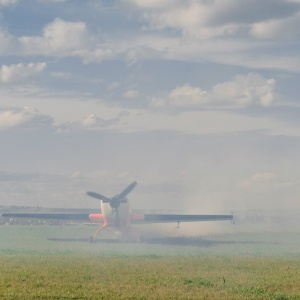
top-left (1, 0), bottom-right (300, 213)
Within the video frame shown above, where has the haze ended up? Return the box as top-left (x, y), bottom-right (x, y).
top-left (1, 0), bottom-right (300, 216)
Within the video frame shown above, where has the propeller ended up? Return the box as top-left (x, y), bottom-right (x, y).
top-left (86, 181), bottom-right (137, 206)
top-left (85, 191), bottom-right (110, 202)
top-left (86, 181), bottom-right (137, 227)
top-left (118, 181), bottom-right (137, 199)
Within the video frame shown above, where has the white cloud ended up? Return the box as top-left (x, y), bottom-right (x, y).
top-left (58, 112), bottom-right (130, 132)
top-left (50, 71), bottom-right (72, 79)
top-left (0, 18), bottom-right (115, 64)
top-left (82, 114), bottom-right (101, 127)
top-left (124, 89), bottom-right (140, 98)
top-left (141, 1), bottom-right (230, 38)
top-left (3, 90), bottom-right (298, 136)
top-left (89, 107), bottom-right (300, 136)
top-left (0, 62), bottom-right (46, 83)
top-left (250, 12), bottom-right (300, 39)
top-left (19, 18), bottom-right (89, 57)
top-left (126, 0), bottom-right (173, 9)
top-left (0, 10), bottom-right (298, 73)
top-left (15, 18), bottom-right (117, 63)
top-left (151, 73), bottom-right (276, 109)
top-left (152, 84), bottom-right (209, 108)
top-left (0, 0), bottom-right (18, 5)
top-left (121, 0), bottom-right (300, 76)
top-left (251, 172), bottom-right (276, 182)
top-left (126, 45), bottom-right (166, 65)
top-left (0, 30), bottom-right (15, 54)
top-left (0, 107), bottom-right (53, 130)
top-left (82, 48), bottom-right (115, 64)
top-left (212, 73), bottom-right (276, 107)
top-left (243, 172), bottom-right (276, 187)
top-left (38, 0), bottom-right (66, 2)
top-left (125, 0), bottom-right (300, 39)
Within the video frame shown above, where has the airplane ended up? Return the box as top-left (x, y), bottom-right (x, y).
top-left (1, 181), bottom-right (233, 242)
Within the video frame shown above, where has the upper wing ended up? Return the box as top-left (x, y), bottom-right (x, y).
top-left (1, 213), bottom-right (91, 221)
top-left (131, 213), bottom-right (233, 224)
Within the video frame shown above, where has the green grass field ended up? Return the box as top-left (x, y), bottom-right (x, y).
top-left (0, 225), bottom-right (300, 299)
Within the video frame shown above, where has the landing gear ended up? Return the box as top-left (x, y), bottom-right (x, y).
top-left (90, 217), bottom-right (108, 243)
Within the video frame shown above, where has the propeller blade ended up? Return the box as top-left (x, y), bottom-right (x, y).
top-left (118, 181), bottom-right (137, 199)
top-left (86, 191), bottom-right (110, 202)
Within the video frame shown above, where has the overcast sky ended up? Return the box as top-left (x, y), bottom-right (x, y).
top-left (1, 0), bottom-right (300, 213)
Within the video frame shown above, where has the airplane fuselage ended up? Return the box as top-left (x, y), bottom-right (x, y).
top-left (89, 201), bottom-right (131, 228)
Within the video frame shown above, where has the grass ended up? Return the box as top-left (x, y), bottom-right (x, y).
top-left (0, 255), bottom-right (300, 299)
top-left (0, 225), bottom-right (300, 299)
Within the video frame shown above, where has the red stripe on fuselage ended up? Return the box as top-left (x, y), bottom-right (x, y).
top-left (89, 213), bottom-right (104, 223)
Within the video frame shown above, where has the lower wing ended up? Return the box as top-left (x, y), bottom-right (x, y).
top-left (131, 213), bottom-right (233, 223)
top-left (1, 213), bottom-right (233, 224)
top-left (1, 213), bottom-right (91, 221)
